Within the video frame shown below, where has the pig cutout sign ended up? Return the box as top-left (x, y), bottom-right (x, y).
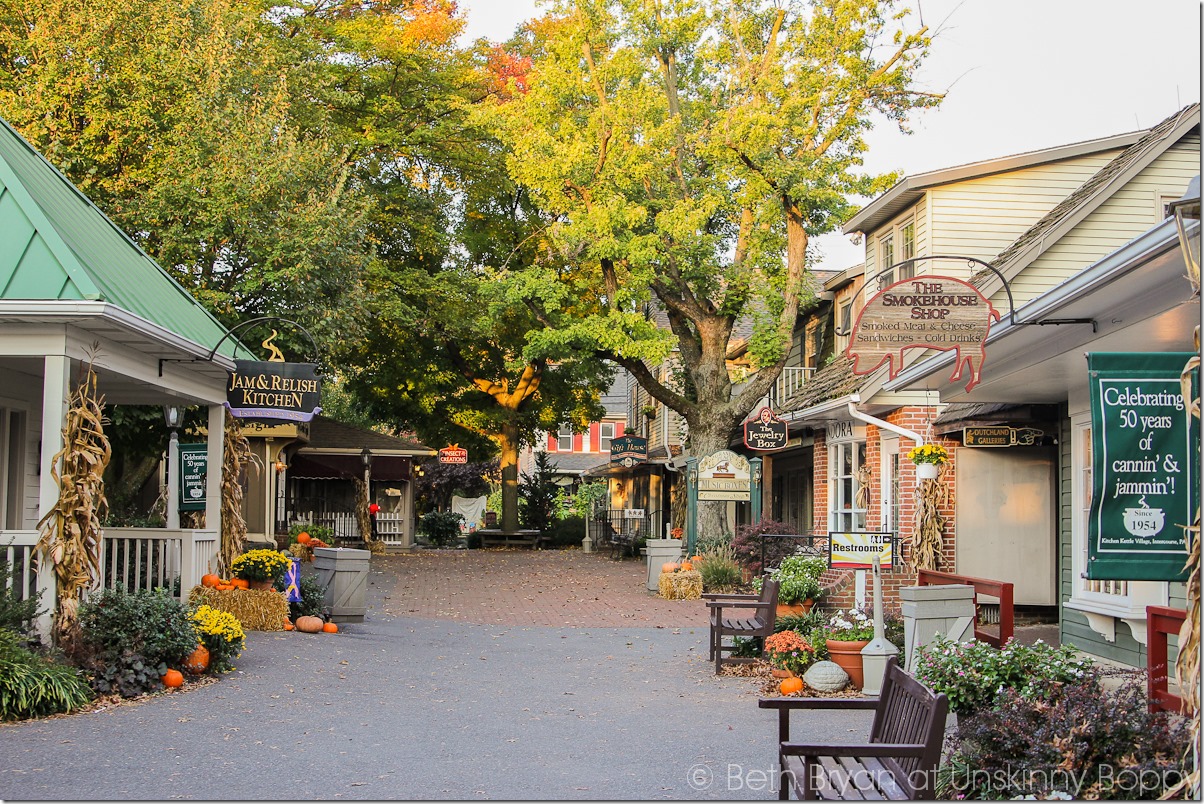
top-left (845, 276), bottom-right (1000, 391)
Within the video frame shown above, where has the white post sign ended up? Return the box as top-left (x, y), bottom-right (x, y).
top-left (697, 449), bottom-right (751, 501)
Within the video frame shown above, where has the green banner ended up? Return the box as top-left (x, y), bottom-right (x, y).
top-left (179, 443), bottom-right (208, 512)
top-left (1087, 353), bottom-right (1198, 581)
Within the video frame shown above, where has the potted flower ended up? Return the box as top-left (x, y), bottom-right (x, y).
top-left (756, 554), bottom-right (826, 615)
top-left (188, 604), bottom-right (246, 673)
top-left (230, 548), bottom-right (291, 590)
top-left (763, 630), bottom-right (816, 679)
top-left (824, 608), bottom-right (876, 688)
top-left (907, 443), bottom-right (948, 480)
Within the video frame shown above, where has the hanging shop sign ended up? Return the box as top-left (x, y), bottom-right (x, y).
top-left (610, 436), bottom-right (648, 468)
top-left (847, 276), bottom-right (1001, 391)
top-left (962, 426), bottom-right (1044, 447)
top-left (438, 444), bottom-right (468, 464)
top-left (1087, 352), bottom-right (1199, 582)
top-left (697, 449), bottom-right (751, 501)
top-left (178, 443), bottom-right (208, 512)
top-left (226, 360), bottom-right (322, 423)
top-left (743, 407), bottom-right (789, 451)
top-left (829, 532), bottom-right (895, 570)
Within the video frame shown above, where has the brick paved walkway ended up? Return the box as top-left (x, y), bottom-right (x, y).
top-left (370, 548), bottom-right (710, 628)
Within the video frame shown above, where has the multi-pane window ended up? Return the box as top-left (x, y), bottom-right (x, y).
top-left (878, 233), bottom-right (896, 288)
top-left (556, 425), bottom-right (573, 452)
top-left (837, 300), bottom-right (853, 351)
top-left (899, 221), bottom-right (916, 281)
top-left (829, 440), bottom-right (867, 531)
top-left (1078, 426), bottom-right (1128, 597)
top-left (599, 423), bottom-right (615, 453)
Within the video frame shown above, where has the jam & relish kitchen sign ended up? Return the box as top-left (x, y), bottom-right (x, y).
top-left (847, 276), bottom-right (1001, 391)
top-left (1087, 352), bottom-right (1198, 581)
top-left (227, 360), bottom-right (322, 423)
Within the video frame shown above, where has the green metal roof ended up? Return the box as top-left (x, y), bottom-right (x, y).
top-left (0, 117), bottom-right (234, 356)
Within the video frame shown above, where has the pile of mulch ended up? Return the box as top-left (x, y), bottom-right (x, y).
top-left (720, 660), bottom-right (867, 699)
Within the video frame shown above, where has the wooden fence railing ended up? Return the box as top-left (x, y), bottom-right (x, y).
top-left (1146, 605), bottom-right (1187, 714)
top-left (917, 568), bottom-right (1014, 648)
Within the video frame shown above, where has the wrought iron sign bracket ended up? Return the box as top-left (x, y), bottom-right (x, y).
top-left (205, 316), bottom-right (321, 365)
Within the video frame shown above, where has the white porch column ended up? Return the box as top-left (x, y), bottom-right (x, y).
top-left (36, 354), bottom-right (71, 638)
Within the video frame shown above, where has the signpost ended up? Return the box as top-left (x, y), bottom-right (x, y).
top-left (962, 426), bottom-right (1043, 447)
top-left (743, 407), bottom-right (789, 451)
top-left (178, 443), bottom-right (208, 512)
top-left (438, 444), bottom-right (468, 464)
top-left (1087, 352), bottom-right (1198, 581)
top-left (829, 532), bottom-right (895, 570)
top-left (610, 436), bottom-right (648, 468)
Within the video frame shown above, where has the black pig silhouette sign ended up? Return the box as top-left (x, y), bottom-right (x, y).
top-left (845, 276), bottom-right (1000, 391)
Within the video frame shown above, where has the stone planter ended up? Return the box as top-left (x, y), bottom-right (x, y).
top-left (313, 547), bottom-right (370, 623)
top-left (643, 538), bottom-right (683, 591)
top-left (826, 638), bottom-right (871, 688)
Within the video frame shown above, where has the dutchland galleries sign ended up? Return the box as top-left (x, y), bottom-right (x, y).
top-left (1087, 352), bottom-right (1199, 582)
top-left (227, 360), bottom-right (322, 423)
top-left (847, 276), bottom-right (1001, 391)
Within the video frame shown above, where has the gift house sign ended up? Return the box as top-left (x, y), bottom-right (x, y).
top-left (847, 276), bottom-right (1001, 391)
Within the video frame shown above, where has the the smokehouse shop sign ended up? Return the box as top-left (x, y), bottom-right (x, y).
top-left (847, 276), bottom-right (1000, 391)
top-left (227, 360), bottom-right (322, 423)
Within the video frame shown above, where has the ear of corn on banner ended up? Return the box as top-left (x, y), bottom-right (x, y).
top-left (36, 353), bottom-right (111, 647)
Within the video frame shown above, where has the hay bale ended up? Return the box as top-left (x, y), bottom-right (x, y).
top-left (658, 569), bottom-right (702, 600)
top-left (290, 543), bottom-right (313, 562)
top-left (188, 586), bottom-right (289, 631)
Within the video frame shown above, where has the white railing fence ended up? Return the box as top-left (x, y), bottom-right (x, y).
top-left (375, 513), bottom-right (408, 547)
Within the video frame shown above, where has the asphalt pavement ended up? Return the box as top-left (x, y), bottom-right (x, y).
top-left (0, 551), bottom-right (875, 801)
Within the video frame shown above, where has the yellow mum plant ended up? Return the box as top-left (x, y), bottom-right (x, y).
top-left (907, 444), bottom-right (949, 465)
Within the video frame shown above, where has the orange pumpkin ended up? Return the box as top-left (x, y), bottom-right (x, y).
top-left (779, 676), bottom-right (804, 695)
top-left (183, 645), bottom-right (210, 675)
top-left (296, 532), bottom-right (312, 544)
top-left (283, 620), bottom-right (295, 631)
top-left (231, 578), bottom-right (250, 590)
top-left (661, 562), bottom-right (679, 573)
top-left (162, 669), bottom-right (185, 688)
top-left (295, 615), bottom-right (324, 633)
top-left (680, 561), bottom-right (694, 572)
top-left (201, 573), bottom-right (221, 588)
top-left (215, 582), bottom-right (234, 591)
top-left (322, 622), bottom-right (339, 634)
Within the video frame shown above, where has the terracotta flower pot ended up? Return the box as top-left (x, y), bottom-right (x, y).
top-left (775, 599), bottom-right (815, 618)
top-left (246, 579), bottom-right (275, 591)
top-left (826, 638), bottom-right (871, 688)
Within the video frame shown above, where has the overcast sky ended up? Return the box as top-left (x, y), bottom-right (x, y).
top-left (457, 0), bottom-right (1202, 271)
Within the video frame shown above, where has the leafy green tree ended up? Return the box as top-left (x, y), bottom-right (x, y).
top-left (489, 0), bottom-right (941, 535)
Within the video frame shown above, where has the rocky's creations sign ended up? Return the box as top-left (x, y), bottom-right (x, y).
top-left (227, 360), bottom-right (322, 423)
top-left (1087, 352), bottom-right (1199, 581)
top-left (847, 276), bottom-right (1000, 391)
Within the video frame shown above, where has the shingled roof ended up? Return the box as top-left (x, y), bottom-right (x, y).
top-left (779, 355), bottom-right (861, 413)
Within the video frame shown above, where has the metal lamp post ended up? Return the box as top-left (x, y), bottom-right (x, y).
top-left (1169, 175), bottom-right (1200, 283)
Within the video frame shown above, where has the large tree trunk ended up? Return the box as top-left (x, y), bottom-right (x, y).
top-left (686, 408), bottom-right (737, 546)
top-left (498, 421), bottom-right (521, 533)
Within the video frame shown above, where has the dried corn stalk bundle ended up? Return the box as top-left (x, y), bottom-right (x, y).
top-left (355, 478), bottom-right (373, 546)
top-left (219, 411), bottom-right (258, 577)
top-left (36, 357), bottom-right (111, 646)
top-left (1167, 332), bottom-right (1201, 800)
top-left (910, 475), bottom-right (946, 572)
top-left (188, 586), bottom-right (288, 631)
top-left (658, 570), bottom-right (702, 600)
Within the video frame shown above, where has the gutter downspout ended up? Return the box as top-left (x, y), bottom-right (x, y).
top-left (845, 396), bottom-right (925, 448)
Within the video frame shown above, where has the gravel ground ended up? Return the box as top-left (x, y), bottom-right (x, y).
top-left (0, 552), bottom-right (875, 801)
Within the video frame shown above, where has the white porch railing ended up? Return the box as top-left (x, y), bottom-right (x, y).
top-left (1, 527), bottom-right (218, 606)
top-left (736, 365), bottom-right (817, 412)
top-left (375, 513), bottom-right (408, 547)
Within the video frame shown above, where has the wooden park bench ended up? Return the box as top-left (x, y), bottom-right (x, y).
top-left (704, 578), bottom-right (780, 674)
top-left (758, 657), bottom-right (948, 800)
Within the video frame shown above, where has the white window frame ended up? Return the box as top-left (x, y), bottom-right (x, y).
top-left (599, 422), bottom-right (615, 454)
top-left (873, 215), bottom-right (918, 291)
top-left (877, 233), bottom-right (896, 288)
top-left (556, 425), bottom-right (573, 452)
top-left (1064, 410), bottom-right (1167, 643)
top-left (837, 300), bottom-right (853, 352)
top-left (828, 439), bottom-right (867, 533)
top-left (898, 221), bottom-right (916, 280)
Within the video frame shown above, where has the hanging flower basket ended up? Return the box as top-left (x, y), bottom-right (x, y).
top-left (916, 463), bottom-right (939, 480)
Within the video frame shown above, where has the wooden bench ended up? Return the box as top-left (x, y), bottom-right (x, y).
top-left (477, 529), bottom-right (547, 549)
top-left (704, 578), bottom-right (780, 673)
top-left (758, 657), bottom-right (948, 800)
